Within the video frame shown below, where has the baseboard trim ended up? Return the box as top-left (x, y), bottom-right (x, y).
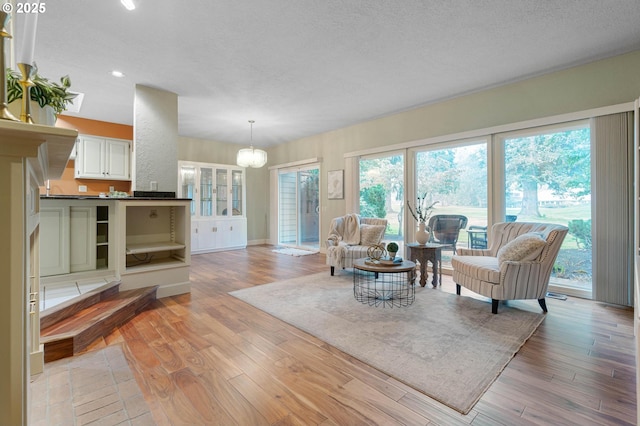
top-left (156, 282), bottom-right (191, 298)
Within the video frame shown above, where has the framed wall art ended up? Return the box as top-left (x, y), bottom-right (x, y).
top-left (327, 169), bottom-right (344, 199)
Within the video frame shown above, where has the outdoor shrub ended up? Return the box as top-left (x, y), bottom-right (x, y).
top-left (360, 184), bottom-right (386, 218)
top-left (568, 219), bottom-right (592, 250)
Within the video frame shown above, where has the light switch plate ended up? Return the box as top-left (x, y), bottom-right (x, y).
top-left (78, 185), bottom-right (87, 192)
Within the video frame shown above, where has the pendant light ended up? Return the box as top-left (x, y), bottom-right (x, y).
top-left (236, 120), bottom-right (267, 168)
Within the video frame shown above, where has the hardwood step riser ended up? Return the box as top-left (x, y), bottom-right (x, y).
top-left (40, 282), bottom-right (120, 330)
top-left (43, 288), bottom-right (157, 362)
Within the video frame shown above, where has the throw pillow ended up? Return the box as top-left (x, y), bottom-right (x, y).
top-left (497, 232), bottom-right (546, 264)
top-left (360, 224), bottom-right (386, 246)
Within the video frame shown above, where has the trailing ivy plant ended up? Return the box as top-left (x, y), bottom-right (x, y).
top-left (6, 68), bottom-right (76, 115)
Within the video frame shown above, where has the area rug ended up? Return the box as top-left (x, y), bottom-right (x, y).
top-left (272, 247), bottom-right (319, 256)
top-left (229, 272), bottom-right (544, 414)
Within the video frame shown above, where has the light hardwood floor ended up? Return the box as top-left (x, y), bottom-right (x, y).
top-left (81, 245), bottom-right (636, 425)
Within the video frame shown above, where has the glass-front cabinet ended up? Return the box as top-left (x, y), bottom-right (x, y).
top-left (180, 165), bottom-right (197, 216)
top-left (178, 161), bottom-right (247, 253)
top-left (201, 167), bottom-right (213, 217)
top-left (216, 167), bottom-right (227, 216)
top-left (232, 169), bottom-right (243, 216)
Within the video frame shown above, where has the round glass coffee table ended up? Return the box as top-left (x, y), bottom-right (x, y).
top-left (352, 258), bottom-right (416, 307)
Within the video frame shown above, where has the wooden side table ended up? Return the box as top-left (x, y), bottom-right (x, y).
top-left (406, 243), bottom-right (446, 287)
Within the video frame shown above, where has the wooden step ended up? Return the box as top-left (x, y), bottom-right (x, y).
top-left (40, 285), bottom-right (158, 362)
top-left (40, 281), bottom-right (121, 330)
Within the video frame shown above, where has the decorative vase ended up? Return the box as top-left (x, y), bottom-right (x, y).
top-left (416, 222), bottom-right (430, 245)
top-left (388, 251), bottom-right (397, 260)
top-left (8, 101), bottom-right (56, 125)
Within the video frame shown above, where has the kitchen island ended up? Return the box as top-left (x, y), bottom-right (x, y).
top-left (40, 196), bottom-right (191, 299)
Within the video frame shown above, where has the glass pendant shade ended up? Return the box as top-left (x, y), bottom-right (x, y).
top-left (237, 146), bottom-right (267, 168)
top-left (237, 120), bottom-right (267, 168)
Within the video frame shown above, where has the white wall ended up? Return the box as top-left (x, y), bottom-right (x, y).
top-left (134, 85), bottom-right (178, 192)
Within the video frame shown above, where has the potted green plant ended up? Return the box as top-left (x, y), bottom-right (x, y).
top-left (6, 67), bottom-right (76, 123)
top-left (386, 242), bottom-right (399, 259)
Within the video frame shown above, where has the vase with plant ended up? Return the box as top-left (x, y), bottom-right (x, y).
top-left (386, 242), bottom-right (399, 259)
top-left (6, 67), bottom-right (76, 124)
top-left (407, 193), bottom-right (439, 244)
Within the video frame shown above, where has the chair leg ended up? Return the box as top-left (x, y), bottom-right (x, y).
top-left (491, 299), bottom-right (499, 314)
top-left (330, 266), bottom-right (335, 276)
top-left (538, 298), bottom-right (548, 313)
top-left (456, 284), bottom-right (461, 295)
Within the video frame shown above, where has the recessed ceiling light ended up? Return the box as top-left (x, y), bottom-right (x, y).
top-left (120, 0), bottom-right (135, 11)
top-left (111, 70), bottom-right (125, 78)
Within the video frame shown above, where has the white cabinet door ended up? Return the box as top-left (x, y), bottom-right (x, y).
top-left (76, 136), bottom-right (131, 180)
top-left (69, 206), bottom-right (97, 272)
top-left (191, 221), bottom-right (201, 252)
top-left (105, 139), bottom-right (130, 180)
top-left (40, 207), bottom-right (70, 276)
top-left (76, 136), bottom-right (105, 179)
top-left (229, 218), bottom-right (248, 247)
top-left (200, 220), bottom-right (219, 251)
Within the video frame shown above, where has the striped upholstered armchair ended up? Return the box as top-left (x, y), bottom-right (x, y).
top-left (325, 215), bottom-right (388, 275)
top-left (451, 222), bottom-right (568, 314)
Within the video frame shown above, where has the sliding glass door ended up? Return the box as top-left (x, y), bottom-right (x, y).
top-left (501, 122), bottom-right (592, 291)
top-left (278, 166), bottom-right (320, 249)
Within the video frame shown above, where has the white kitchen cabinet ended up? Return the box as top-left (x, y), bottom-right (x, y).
top-left (178, 161), bottom-right (247, 253)
top-left (191, 217), bottom-right (247, 253)
top-left (70, 206), bottom-right (97, 272)
top-left (40, 200), bottom-right (113, 277)
top-left (40, 206), bottom-right (71, 276)
top-left (75, 135), bottom-right (131, 180)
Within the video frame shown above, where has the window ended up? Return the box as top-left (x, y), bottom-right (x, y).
top-left (359, 152), bottom-right (404, 246)
top-left (500, 122), bottom-right (592, 290)
top-left (415, 141), bottom-right (488, 265)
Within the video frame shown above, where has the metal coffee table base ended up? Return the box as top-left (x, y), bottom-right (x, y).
top-left (353, 259), bottom-right (416, 307)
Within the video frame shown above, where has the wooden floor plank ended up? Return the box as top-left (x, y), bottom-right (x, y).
top-left (92, 246), bottom-right (635, 425)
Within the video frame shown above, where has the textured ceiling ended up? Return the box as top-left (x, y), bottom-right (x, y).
top-left (23, 0), bottom-right (640, 147)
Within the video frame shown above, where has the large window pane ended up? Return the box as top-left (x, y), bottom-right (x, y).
top-left (503, 125), bottom-right (592, 289)
top-left (415, 142), bottom-right (487, 264)
top-left (359, 153), bottom-right (404, 246)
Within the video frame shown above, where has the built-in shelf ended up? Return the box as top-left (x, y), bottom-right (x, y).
top-left (126, 242), bottom-right (186, 254)
top-left (123, 256), bottom-right (187, 273)
top-left (96, 205), bottom-right (109, 270)
top-left (121, 201), bottom-right (190, 280)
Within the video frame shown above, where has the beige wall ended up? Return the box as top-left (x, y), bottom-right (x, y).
top-left (177, 50), bottom-right (640, 244)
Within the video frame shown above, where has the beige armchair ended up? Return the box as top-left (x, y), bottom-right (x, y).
top-left (326, 215), bottom-right (388, 275)
top-left (452, 222), bottom-right (568, 314)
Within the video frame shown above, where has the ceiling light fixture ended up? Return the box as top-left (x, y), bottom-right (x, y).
top-left (236, 120), bottom-right (267, 168)
top-left (120, 0), bottom-right (135, 11)
top-left (111, 70), bottom-right (125, 78)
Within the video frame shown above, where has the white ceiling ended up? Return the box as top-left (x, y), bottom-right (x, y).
top-left (24, 0), bottom-right (640, 147)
